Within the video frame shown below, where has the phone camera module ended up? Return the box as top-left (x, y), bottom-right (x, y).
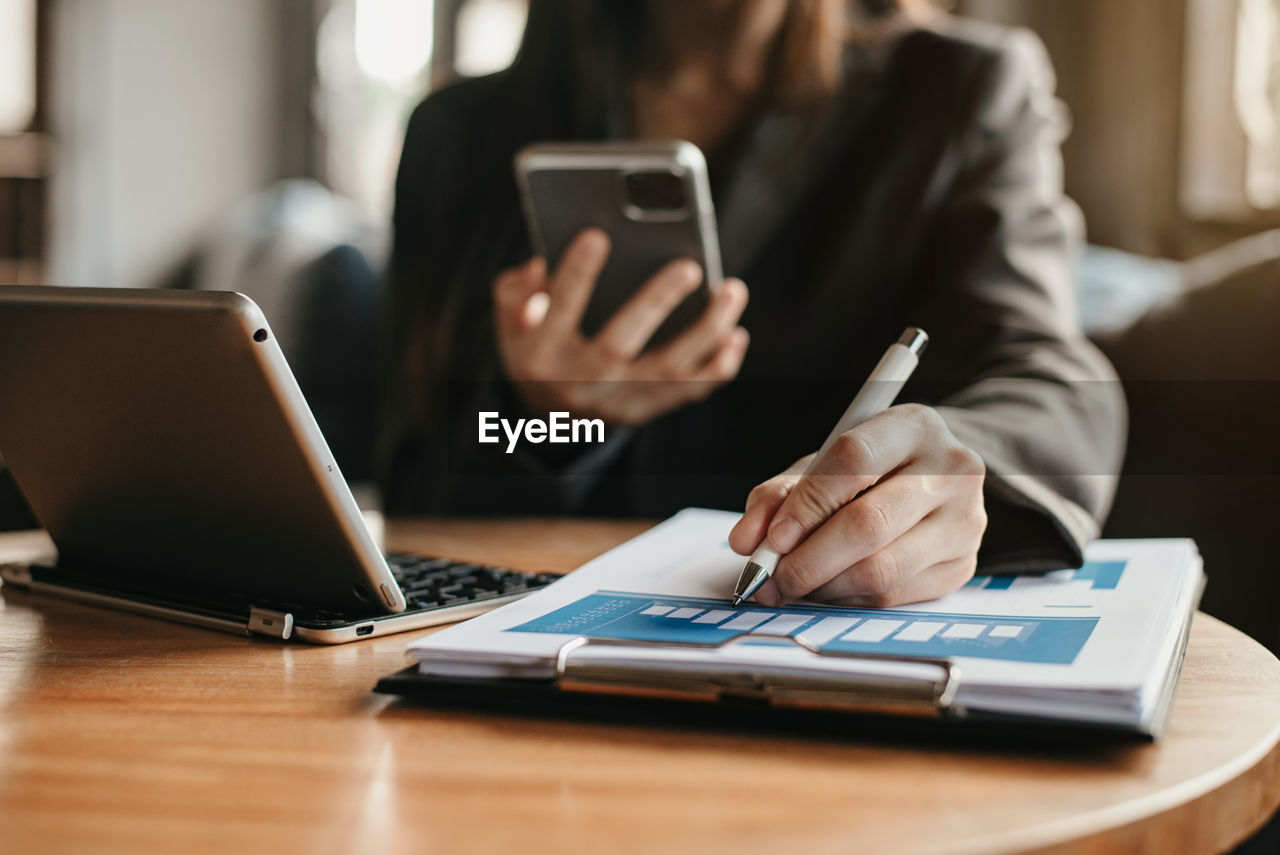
top-left (623, 170), bottom-right (688, 213)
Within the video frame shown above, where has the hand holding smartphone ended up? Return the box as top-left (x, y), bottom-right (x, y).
top-left (491, 141), bottom-right (749, 428)
top-left (516, 141), bottom-right (725, 347)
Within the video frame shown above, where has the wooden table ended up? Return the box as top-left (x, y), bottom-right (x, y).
top-left (1, 519), bottom-right (1278, 855)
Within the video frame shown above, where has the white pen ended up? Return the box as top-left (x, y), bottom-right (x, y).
top-left (730, 327), bottom-right (930, 607)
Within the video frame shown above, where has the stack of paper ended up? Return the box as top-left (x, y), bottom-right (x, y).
top-left (408, 509), bottom-right (1204, 734)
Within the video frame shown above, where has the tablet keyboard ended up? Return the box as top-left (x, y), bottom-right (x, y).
top-left (387, 553), bottom-right (560, 612)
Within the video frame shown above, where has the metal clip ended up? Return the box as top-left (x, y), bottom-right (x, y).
top-left (555, 632), bottom-right (962, 718)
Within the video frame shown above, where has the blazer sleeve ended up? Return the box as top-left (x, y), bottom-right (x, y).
top-left (911, 28), bottom-right (1126, 573)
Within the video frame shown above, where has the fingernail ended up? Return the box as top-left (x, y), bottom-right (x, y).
top-left (523, 291), bottom-right (550, 327)
top-left (674, 261), bottom-right (702, 287)
top-left (755, 580), bottom-right (780, 607)
top-left (769, 517), bottom-right (802, 552)
top-left (580, 230), bottom-right (608, 256)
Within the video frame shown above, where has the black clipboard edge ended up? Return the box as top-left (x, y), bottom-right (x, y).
top-left (373, 666), bottom-right (1155, 750)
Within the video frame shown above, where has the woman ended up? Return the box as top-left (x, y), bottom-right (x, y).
top-left (380, 0), bottom-right (1125, 608)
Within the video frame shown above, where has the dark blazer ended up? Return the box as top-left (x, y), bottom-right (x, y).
top-left (380, 18), bottom-right (1126, 574)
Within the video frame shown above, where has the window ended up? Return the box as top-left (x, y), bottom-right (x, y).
top-left (454, 0), bottom-right (527, 79)
top-left (0, 0), bottom-right (36, 132)
top-left (316, 0), bottom-right (526, 218)
top-left (0, 0), bottom-right (46, 285)
top-left (1235, 0), bottom-right (1280, 208)
top-left (1182, 0), bottom-right (1280, 220)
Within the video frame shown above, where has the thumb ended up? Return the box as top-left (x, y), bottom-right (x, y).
top-left (494, 258), bottom-right (547, 334)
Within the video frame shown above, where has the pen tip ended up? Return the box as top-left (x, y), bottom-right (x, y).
top-left (730, 595), bottom-right (742, 608)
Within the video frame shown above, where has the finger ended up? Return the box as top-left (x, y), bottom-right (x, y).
top-left (543, 229), bottom-right (610, 339)
top-left (494, 259), bottom-right (547, 335)
top-left (689, 325), bottom-right (748, 384)
top-left (766, 469), bottom-right (944, 604)
top-left (728, 448), bottom-right (812, 556)
top-left (824, 557), bottom-right (978, 609)
top-left (764, 407), bottom-right (935, 557)
top-left (584, 323), bottom-right (746, 435)
top-left (646, 278), bottom-right (749, 374)
top-left (591, 259), bottom-right (702, 362)
top-left (661, 326), bottom-right (748, 409)
top-left (805, 510), bottom-right (976, 604)
top-left (600, 323), bottom-right (747, 430)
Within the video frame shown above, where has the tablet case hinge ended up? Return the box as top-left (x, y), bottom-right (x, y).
top-left (248, 607), bottom-right (294, 640)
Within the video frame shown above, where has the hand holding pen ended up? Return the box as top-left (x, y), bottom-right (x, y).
top-left (728, 329), bottom-right (989, 609)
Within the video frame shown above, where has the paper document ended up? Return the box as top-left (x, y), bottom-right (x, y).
top-left (408, 509), bottom-right (1203, 732)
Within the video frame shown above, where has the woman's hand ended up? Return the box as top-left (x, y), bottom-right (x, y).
top-left (493, 228), bottom-right (750, 426)
top-left (728, 404), bottom-right (988, 607)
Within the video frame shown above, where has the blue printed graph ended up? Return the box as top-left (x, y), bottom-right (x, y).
top-left (509, 591), bottom-right (1099, 665)
top-left (965, 559), bottom-right (1127, 591)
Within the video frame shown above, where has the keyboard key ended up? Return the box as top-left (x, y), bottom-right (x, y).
top-left (382, 553), bottom-right (557, 614)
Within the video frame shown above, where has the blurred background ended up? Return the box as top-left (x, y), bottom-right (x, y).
top-left (2, 0), bottom-right (1279, 657)
top-left (0, 0), bottom-right (528, 291)
top-left (4, 0), bottom-right (1276, 290)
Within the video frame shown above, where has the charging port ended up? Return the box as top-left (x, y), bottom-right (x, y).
top-left (356, 624), bottom-right (374, 637)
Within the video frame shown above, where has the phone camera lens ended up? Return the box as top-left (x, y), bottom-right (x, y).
top-left (623, 170), bottom-right (687, 212)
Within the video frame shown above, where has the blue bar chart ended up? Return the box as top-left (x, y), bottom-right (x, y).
top-left (965, 559), bottom-right (1127, 592)
top-left (509, 591), bottom-right (1099, 665)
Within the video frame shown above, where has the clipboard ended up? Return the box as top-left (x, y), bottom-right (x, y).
top-left (375, 628), bottom-right (1170, 742)
top-left (380, 513), bottom-right (1204, 743)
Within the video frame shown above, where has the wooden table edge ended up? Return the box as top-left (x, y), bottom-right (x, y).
top-left (949, 614), bottom-right (1280, 855)
top-left (3, 526), bottom-right (1279, 855)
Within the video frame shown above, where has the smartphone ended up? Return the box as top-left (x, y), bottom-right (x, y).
top-left (515, 141), bottom-right (723, 348)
